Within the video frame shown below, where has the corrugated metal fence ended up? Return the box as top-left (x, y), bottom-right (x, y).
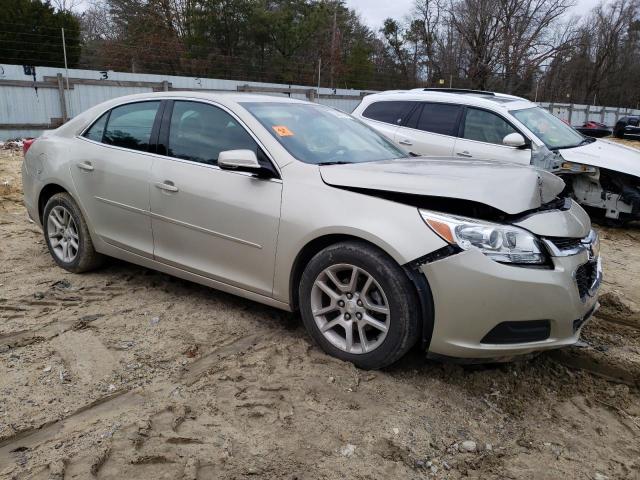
top-left (2, 63), bottom-right (640, 140)
top-left (539, 102), bottom-right (640, 126)
top-left (0, 63), bottom-right (369, 140)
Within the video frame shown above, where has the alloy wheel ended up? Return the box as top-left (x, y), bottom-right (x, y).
top-left (310, 263), bottom-right (390, 354)
top-left (47, 205), bottom-right (79, 263)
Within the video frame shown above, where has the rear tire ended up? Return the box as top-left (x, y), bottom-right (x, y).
top-left (43, 193), bottom-right (104, 273)
top-left (299, 241), bottom-right (421, 369)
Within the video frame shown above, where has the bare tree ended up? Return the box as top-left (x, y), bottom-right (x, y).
top-left (449, 0), bottom-right (502, 89)
top-left (581, 0), bottom-right (638, 103)
top-left (497, 0), bottom-right (577, 94)
top-left (51, 0), bottom-right (84, 13)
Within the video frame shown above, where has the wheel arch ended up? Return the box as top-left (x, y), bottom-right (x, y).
top-left (38, 183), bottom-right (69, 224)
top-left (288, 233), bottom-right (434, 350)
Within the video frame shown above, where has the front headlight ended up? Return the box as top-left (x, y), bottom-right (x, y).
top-left (419, 210), bottom-right (546, 264)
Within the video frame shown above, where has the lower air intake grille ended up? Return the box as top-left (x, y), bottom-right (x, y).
top-left (480, 320), bottom-right (550, 344)
top-left (575, 261), bottom-right (598, 299)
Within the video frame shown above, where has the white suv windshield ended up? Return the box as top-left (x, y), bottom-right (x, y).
top-left (242, 102), bottom-right (408, 165)
top-left (510, 107), bottom-right (585, 150)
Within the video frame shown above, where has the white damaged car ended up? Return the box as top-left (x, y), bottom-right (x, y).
top-left (353, 89), bottom-right (640, 225)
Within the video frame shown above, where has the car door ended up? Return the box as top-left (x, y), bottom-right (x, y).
top-left (359, 101), bottom-right (416, 143)
top-left (394, 102), bottom-right (462, 156)
top-left (72, 100), bottom-right (162, 257)
top-left (453, 107), bottom-right (532, 165)
top-left (149, 100), bottom-right (282, 296)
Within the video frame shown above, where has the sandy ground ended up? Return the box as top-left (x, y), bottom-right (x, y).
top-left (0, 144), bottom-right (639, 480)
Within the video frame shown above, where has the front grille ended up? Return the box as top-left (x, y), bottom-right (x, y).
top-left (549, 237), bottom-right (582, 250)
top-left (575, 261), bottom-right (598, 299)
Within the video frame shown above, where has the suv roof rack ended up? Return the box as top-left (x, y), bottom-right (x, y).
top-left (420, 88), bottom-right (496, 96)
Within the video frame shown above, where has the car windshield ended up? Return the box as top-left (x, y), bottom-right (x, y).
top-left (241, 102), bottom-right (408, 164)
top-left (510, 106), bottom-right (585, 150)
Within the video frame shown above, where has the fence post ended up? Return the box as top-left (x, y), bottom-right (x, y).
top-left (567, 104), bottom-right (573, 125)
top-left (162, 80), bottom-right (169, 92)
top-left (56, 73), bottom-right (68, 123)
top-left (307, 89), bottom-right (316, 102)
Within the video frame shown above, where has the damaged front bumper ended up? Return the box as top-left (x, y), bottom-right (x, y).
top-left (420, 231), bottom-right (601, 360)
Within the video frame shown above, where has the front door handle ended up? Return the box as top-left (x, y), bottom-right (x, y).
top-left (155, 181), bottom-right (179, 193)
top-left (398, 139), bottom-right (413, 146)
top-left (457, 151), bottom-right (473, 158)
top-left (77, 161), bottom-right (94, 171)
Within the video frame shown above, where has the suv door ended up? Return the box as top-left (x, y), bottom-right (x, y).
top-left (149, 100), bottom-right (282, 296)
top-left (359, 101), bottom-right (416, 143)
top-left (453, 107), bottom-right (532, 165)
top-left (394, 102), bottom-right (462, 156)
top-left (73, 100), bottom-right (162, 257)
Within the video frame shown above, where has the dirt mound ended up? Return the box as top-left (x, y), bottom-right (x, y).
top-left (598, 292), bottom-right (640, 327)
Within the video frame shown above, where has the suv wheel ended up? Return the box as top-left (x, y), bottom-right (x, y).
top-left (299, 241), bottom-right (420, 369)
top-left (43, 193), bottom-right (104, 273)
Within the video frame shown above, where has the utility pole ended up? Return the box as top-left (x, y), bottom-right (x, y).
top-left (330, 2), bottom-right (337, 89)
top-left (61, 28), bottom-right (70, 117)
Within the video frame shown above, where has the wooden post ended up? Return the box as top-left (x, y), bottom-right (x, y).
top-left (56, 73), bottom-right (68, 123)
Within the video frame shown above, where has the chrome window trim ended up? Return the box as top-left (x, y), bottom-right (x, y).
top-left (75, 136), bottom-right (282, 184)
top-left (78, 99), bottom-right (162, 139)
top-left (77, 96), bottom-right (283, 179)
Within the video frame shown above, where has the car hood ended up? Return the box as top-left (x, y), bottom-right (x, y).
top-left (559, 139), bottom-right (640, 177)
top-left (319, 158), bottom-right (565, 215)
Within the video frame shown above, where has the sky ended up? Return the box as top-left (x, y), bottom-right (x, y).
top-left (345, 0), bottom-right (604, 31)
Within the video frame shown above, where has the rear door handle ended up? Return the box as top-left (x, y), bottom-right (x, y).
top-left (77, 161), bottom-right (94, 171)
top-left (457, 151), bottom-right (473, 158)
top-left (398, 139), bottom-right (413, 146)
top-left (155, 181), bottom-right (179, 193)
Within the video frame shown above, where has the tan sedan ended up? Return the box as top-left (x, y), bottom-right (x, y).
top-left (22, 92), bottom-right (601, 369)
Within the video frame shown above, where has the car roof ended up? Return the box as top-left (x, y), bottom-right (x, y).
top-left (359, 89), bottom-right (534, 112)
top-left (54, 91), bottom-right (321, 139)
top-left (94, 91), bottom-right (314, 110)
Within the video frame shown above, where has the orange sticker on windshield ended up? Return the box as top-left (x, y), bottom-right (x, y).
top-left (272, 125), bottom-right (294, 137)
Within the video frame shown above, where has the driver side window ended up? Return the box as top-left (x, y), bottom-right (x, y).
top-left (463, 108), bottom-right (518, 145)
top-left (167, 101), bottom-right (258, 166)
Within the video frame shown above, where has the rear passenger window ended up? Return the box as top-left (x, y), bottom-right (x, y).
top-left (415, 103), bottom-right (462, 136)
top-left (463, 108), bottom-right (518, 144)
top-left (167, 101), bottom-right (257, 165)
top-left (84, 113), bottom-right (108, 142)
top-left (362, 101), bottom-right (416, 125)
top-left (103, 101), bottom-right (160, 152)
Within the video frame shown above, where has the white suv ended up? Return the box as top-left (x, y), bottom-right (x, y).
top-left (353, 88), bottom-right (640, 224)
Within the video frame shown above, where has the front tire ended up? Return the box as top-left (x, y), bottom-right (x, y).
top-left (43, 193), bottom-right (104, 273)
top-left (299, 241), bottom-right (421, 369)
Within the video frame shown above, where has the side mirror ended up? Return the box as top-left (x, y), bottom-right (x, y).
top-left (218, 149), bottom-right (261, 171)
top-left (503, 132), bottom-right (527, 148)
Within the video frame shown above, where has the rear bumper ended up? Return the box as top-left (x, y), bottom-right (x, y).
top-left (421, 247), bottom-right (600, 359)
top-left (21, 159), bottom-right (41, 227)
